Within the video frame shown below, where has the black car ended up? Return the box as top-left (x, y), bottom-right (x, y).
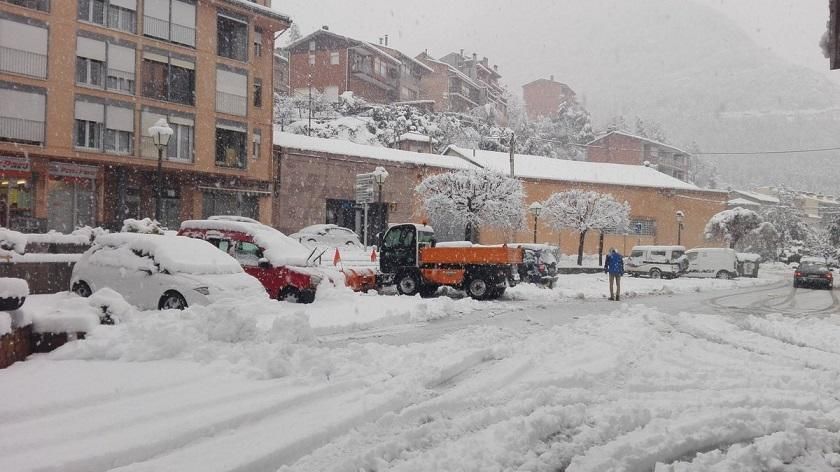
top-left (519, 246), bottom-right (559, 288)
top-left (793, 262), bottom-right (833, 289)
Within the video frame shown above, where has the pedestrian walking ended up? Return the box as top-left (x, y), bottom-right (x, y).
top-left (604, 247), bottom-right (624, 301)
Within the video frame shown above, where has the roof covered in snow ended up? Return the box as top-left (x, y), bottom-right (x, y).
top-left (727, 198), bottom-right (761, 207)
top-left (445, 146), bottom-right (706, 191)
top-left (274, 131), bottom-right (475, 170)
top-left (220, 0), bottom-right (290, 23)
top-left (399, 132), bottom-right (436, 143)
top-left (179, 219), bottom-right (312, 267)
top-left (94, 233), bottom-right (243, 275)
top-left (587, 131), bottom-right (690, 156)
top-left (730, 190), bottom-right (780, 205)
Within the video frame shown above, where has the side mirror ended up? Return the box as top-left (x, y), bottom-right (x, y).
top-left (431, 238), bottom-right (437, 248)
top-left (258, 257), bottom-right (271, 269)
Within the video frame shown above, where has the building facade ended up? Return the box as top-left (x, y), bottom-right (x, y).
top-left (438, 51), bottom-right (507, 117)
top-left (521, 76), bottom-right (576, 120)
top-left (285, 28), bottom-right (429, 105)
top-left (586, 131), bottom-right (692, 182)
top-left (272, 47), bottom-right (288, 95)
top-left (415, 52), bottom-right (482, 114)
top-left (0, 0), bottom-right (288, 232)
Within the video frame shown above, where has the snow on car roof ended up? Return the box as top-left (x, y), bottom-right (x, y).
top-left (296, 224), bottom-right (342, 233)
top-left (274, 132), bottom-right (475, 170)
top-left (445, 145), bottom-right (706, 191)
top-left (180, 219), bottom-right (311, 267)
top-left (94, 233), bottom-right (243, 275)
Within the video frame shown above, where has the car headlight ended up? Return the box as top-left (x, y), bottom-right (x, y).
top-left (193, 286), bottom-right (210, 295)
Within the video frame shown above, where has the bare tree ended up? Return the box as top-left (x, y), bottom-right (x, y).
top-left (543, 190), bottom-right (631, 266)
top-left (416, 169), bottom-right (525, 241)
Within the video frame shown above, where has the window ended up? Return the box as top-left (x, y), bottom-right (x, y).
top-left (233, 241), bottom-right (262, 266)
top-left (76, 37), bottom-right (106, 88)
top-left (253, 78), bottom-right (262, 107)
top-left (251, 129), bottom-right (260, 160)
top-left (3, 0), bottom-right (50, 12)
top-left (253, 28), bottom-right (263, 57)
top-left (107, 0), bottom-right (137, 34)
top-left (78, 0), bottom-right (106, 25)
top-left (215, 124), bottom-right (247, 169)
top-left (308, 54), bottom-right (315, 65)
top-left (143, 0), bottom-right (195, 47)
top-left (142, 51), bottom-right (195, 105)
top-left (202, 192), bottom-right (258, 219)
top-left (106, 43), bottom-right (136, 94)
top-left (75, 119), bottom-right (103, 149)
top-left (140, 112), bottom-right (193, 161)
top-left (330, 51), bottom-right (339, 65)
top-left (630, 219), bottom-right (656, 236)
top-left (216, 68), bottom-right (247, 115)
top-left (0, 18), bottom-right (48, 78)
top-left (0, 87), bottom-right (45, 145)
top-left (309, 40), bottom-right (315, 51)
top-left (104, 105), bottom-right (133, 154)
top-left (217, 12), bottom-right (247, 61)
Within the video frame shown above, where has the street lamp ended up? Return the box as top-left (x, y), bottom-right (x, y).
top-left (372, 166), bottom-right (389, 235)
top-left (529, 201), bottom-right (543, 244)
top-left (676, 210), bottom-right (685, 245)
top-left (148, 118), bottom-right (173, 222)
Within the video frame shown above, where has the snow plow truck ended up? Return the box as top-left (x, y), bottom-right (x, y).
top-left (378, 223), bottom-right (523, 299)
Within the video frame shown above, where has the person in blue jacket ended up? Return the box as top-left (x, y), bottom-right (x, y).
top-left (604, 248), bottom-right (624, 301)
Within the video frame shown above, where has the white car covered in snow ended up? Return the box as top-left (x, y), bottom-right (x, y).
top-left (70, 233), bottom-right (267, 310)
top-left (289, 224), bottom-right (363, 249)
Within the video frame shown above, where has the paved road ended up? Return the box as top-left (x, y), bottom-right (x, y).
top-left (321, 273), bottom-right (840, 347)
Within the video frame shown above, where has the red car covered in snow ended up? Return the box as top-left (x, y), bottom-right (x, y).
top-left (178, 216), bottom-right (322, 303)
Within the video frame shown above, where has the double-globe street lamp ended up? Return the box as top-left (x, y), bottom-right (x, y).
top-left (148, 118), bottom-right (173, 222)
top-left (676, 210), bottom-right (685, 245)
top-left (372, 166), bottom-right (389, 236)
top-left (529, 201), bottom-right (543, 244)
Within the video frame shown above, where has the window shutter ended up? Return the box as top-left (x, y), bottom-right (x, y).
top-left (0, 19), bottom-right (48, 55)
top-left (106, 105), bottom-right (134, 132)
top-left (75, 101), bottom-right (105, 123)
top-left (144, 0), bottom-right (170, 21)
top-left (216, 69), bottom-right (248, 97)
top-left (170, 57), bottom-right (195, 70)
top-left (141, 111), bottom-right (166, 137)
top-left (0, 88), bottom-right (45, 121)
top-left (109, 0), bottom-right (137, 10)
top-left (217, 122), bottom-right (246, 132)
top-left (107, 44), bottom-right (135, 73)
top-left (77, 37), bottom-right (107, 61)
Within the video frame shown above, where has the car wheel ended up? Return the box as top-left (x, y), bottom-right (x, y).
top-left (159, 291), bottom-right (188, 310)
top-left (279, 286), bottom-right (303, 303)
top-left (466, 276), bottom-right (490, 300)
top-left (649, 268), bottom-right (662, 279)
top-left (72, 281), bottom-right (92, 298)
top-left (716, 270), bottom-right (732, 280)
top-left (396, 272), bottom-right (420, 296)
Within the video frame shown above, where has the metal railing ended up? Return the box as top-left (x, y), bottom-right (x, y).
top-left (216, 91), bottom-right (247, 116)
top-left (0, 117), bottom-right (44, 144)
top-left (0, 46), bottom-right (47, 78)
top-left (143, 16), bottom-right (195, 47)
top-left (170, 23), bottom-right (195, 47)
top-left (143, 15), bottom-right (170, 40)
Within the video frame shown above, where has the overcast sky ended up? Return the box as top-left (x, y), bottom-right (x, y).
top-left (274, 0), bottom-right (834, 89)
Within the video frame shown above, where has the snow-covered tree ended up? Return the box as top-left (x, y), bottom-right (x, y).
top-left (760, 205), bottom-right (812, 248)
top-left (704, 207), bottom-right (763, 249)
top-left (542, 190), bottom-right (630, 266)
top-left (807, 229), bottom-right (837, 263)
top-left (826, 214), bottom-right (840, 247)
top-left (416, 169), bottom-right (525, 241)
top-left (737, 221), bottom-right (781, 261)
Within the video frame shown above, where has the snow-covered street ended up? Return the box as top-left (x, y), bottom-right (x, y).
top-left (3, 266), bottom-right (840, 471)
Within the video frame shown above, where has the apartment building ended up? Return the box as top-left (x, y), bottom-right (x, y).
top-left (438, 50), bottom-right (507, 117)
top-left (285, 28), bottom-right (430, 105)
top-left (272, 47), bottom-right (288, 95)
top-left (414, 52), bottom-right (482, 114)
top-left (586, 131), bottom-right (692, 182)
top-left (522, 76), bottom-right (576, 120)
top-left (0, 0), bottom-right (289, 232)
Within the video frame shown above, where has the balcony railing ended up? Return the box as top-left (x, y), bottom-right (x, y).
top-left (0, 46), bottom-right (47, 78)
top-left (350, 62), bottom-right (398, 88)
top-left (171, 23), bottom-right (195, 47)
top-left (143, 15), bottom-right (169, 40)
top-left (0, 116), bottom-right (44, 144)
top-left (216, 91), bottom-right (247, 116)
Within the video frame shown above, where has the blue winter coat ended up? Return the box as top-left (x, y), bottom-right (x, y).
top-left (604, 252), bottom-right (624, 275)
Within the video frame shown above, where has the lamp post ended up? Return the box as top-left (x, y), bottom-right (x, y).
top-left (148, 118), bottom-right (173, 222)
top-left (676, 210), bottom-right (685, 245)
top-left (372, 166), bottom-right (389, 238)
top-left (529, 201), bottom-right (543, 244)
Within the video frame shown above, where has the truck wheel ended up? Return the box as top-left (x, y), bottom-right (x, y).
top-left (396, 272), bottom-right (420, 296)
top-left (716, 270), bottom-right (732, 280)
top-left (649, 268), bottom-right (662, 279)
top-left (419, 285), bottom-right (439, 298)
top-left (466, 276), bottom-right (490, 300)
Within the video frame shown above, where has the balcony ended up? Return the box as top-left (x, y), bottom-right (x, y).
top-left (0, 116), bottom-right (44, 145)
top-left (350, 62), bottom-right (397, 90)
top-left (216, 91), bottom-right (247, 116)
top-left (143, 16), bottom-right (195, 47)
top-left (0, 46), bottom-right (47, 78)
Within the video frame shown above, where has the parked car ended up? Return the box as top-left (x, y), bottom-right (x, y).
top-left (794, 260), bottom-right (833, 289)
top-left (179, 217), bottom-right (322, 303)
top-left (625, 245), bottom-right (686, 279)
top-left (681, 247), bottom-right (739, 279)
top-left (71, 233), bottom-right (266, 310)
top-left (290, 224), bottom-right (363, 249)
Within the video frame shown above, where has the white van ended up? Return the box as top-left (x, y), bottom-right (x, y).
top-left (682, 248), bottom-right (739, 279)
top-left (625, 245), bottom-right (686, 279)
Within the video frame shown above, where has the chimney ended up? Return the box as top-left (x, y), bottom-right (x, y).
top-left (384, 34), bottom-right (389, 46)
top-left (493, 64), bottom-right (498, 72)
top-left (379, 37), bottom-right (383, 45)
top-left (472, 52), bottom-right (477, 62)
top-left (460, 48), bottom-right (464, 57)
top-left (482, 56), bottom-right (488, 66)
top-left (550, 74), bottom-right (554, 81)
top-left (322, 25), bottom-right (329, 30)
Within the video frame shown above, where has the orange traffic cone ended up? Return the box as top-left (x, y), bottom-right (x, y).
top-left (333, 248), bottom-right (342, 266)
top-left (370, 248), bottom-right (377, 263)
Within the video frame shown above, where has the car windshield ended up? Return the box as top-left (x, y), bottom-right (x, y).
top-left (799, 262), bottom-right (828, 272)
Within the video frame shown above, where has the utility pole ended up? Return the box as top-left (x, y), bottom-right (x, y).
top-left (509, 132), bottom-right (515, 177)
top-left (307, 72), bottom-right (312, 136)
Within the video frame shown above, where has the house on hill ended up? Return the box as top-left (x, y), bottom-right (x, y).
top-left (586, 131), bottom-right (692, 182)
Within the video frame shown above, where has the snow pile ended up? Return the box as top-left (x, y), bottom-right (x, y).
top-left (88, 288), bottom-right (136, 324)
top-left (0, 228), bottom-right (26, 254)
top-left (23, 293), bottom-right (101, 334)
top-left (94, 233), bottom-right (243, 275)
top-left (0, 277), bottom-right (28, 299)
top-left (121, 218), bottom-right (164, 234)
top-left (25, 226), bottom-right (103, 246)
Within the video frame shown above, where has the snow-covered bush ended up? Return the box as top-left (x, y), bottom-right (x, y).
top-left (704, 207), bottom-right (763, 249)
top-left (121, 218), bottom-right (164, 235)
top-left (0, 228), bottom-right (26, 255)
top-left (416, 169), bottom-right (525, 241)
top-left (737, 221), bottom-right (781, 261)
top-left (542, 190), bottom-right (630, 266)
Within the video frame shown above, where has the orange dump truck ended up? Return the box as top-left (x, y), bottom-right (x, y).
top-left (378, 224), bottom-right (523, 299)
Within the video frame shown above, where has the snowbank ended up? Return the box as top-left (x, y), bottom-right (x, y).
top-left (121, 218), bottom-right (164, 234)
top-left (0, 228), bottom-right (26, 254)
top-left (24, 293), bottom-right (101, 334)
top-left (0, 277), bottom-right (29, 298)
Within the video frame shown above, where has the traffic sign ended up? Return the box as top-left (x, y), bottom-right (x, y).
top-left (355, 173), bottom-right (375, 204)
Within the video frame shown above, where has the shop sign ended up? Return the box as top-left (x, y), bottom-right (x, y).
top-left (0, 156), bottom-right (31, 172)
top-left (49, 162), bottom-right (98, 180)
